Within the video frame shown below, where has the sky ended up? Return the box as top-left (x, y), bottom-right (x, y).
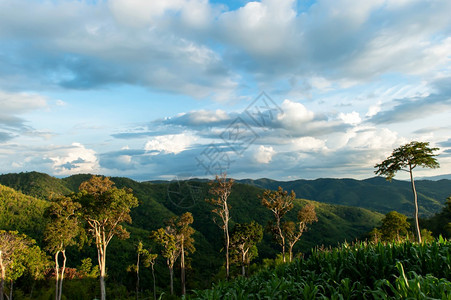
top-left (0, 0), bottom-right (450, 181)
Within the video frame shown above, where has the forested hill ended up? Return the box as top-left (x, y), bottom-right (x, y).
top-left (238, 177), bottom-right (451, 217)
top-left (0, 172), bottom-right (383, 251)
top-left (0, 171), bottom-right (383, 293)
top-left (1, 172), bottom-right (449, 218)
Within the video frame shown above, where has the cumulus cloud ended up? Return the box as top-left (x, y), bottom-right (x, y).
top-left (50, 143), bottom-right (99, 175)
top-left (144, 133), bottom-right (197, 154)
top-left (339, 111), bottom-right (362, 125)
top-left (254, 145), bottom-right (276, 164)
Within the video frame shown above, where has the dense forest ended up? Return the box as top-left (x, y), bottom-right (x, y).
top-left (0, 171), bottom-right (450, 299)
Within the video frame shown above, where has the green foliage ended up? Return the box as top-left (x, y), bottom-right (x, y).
top-left (374, 141), bottom-right (439, 181)
top-left (380, 211), bottom-right (410, 242)
top-left (424, 195), bottom-right (451, 238)
top-left (0, 172), bottom-right (386, 297)
top-left (44, 195), bottom-right (84, 254)
top-left (77, 258), bottom-right (99, 278)
top-left (230, 222), bottom-right (263, 273)
top-left (0, 230), bottom-right (49, 295)
top-left (188, 239), bottom-right (451, 299)
top-left (0, 172), bottom-right (72, 199)
top-left (0, 184), bottom-right (48, 239)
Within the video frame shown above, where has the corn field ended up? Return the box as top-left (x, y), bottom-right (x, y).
top-left (187, 238), bottom-right (451, 299)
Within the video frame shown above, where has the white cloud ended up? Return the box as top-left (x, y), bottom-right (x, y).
top-left (366, 101), bottom-right (381, 117)
top-left (291, 137), bottom-right (327, 152)
top-left (183, 109), bottom-right (229, 125)
top-left (50, 142), bottom-right (99, 175)
top-left (254, 145), bottom-right (276, 164)
top-left (339, 111), bottom-right (362, 125)
top-left (0, 91), bottom-right (47, 114)
top-left (145, 133), bottom-right (197, 154)
top-left (277, 99), bottom-right (315, 127)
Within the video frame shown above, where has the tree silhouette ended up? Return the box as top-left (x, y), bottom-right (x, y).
top-left (375, 141), bottom-right (439, 242)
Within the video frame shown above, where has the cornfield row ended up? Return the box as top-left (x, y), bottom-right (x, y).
top-left (187, 238), bottom-right (451, 299)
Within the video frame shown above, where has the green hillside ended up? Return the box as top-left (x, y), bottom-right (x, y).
top-left (0, 172), bottom-right (386, 297)
top-left (0, 171), bottom-right (383, 257)
top-left (0, 171), bottom-right (72, 199)
top-left (0, 184), bottom-right (49, 240)
top-left (239, 177), bottom-right (451, 217)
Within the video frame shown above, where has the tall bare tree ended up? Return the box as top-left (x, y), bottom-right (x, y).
top-left (261, 186), bottom-right (294, 262)
top-left (76, 176), bottom-right (138, 300)
top-left (151, 227), bottom-right (178, 295)
top-left (207, 173), bottom-right (234, 278)
top-left (44, 195), bottom-right (83, 300)
top-left (169, 212), bottom-right (195, 295)
top-left (127, 241), bottom-right (157, 300)
top-left (284, 203), bottom-right (318, 262)
top-left (375, 141), bottom-right (439, 242)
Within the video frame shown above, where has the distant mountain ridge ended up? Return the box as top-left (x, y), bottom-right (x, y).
top-left (1, 172), bottom-right (449, 218)
top-left (237, 177), bottom-right (451, 217)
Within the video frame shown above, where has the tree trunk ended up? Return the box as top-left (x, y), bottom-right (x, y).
top-left (409, 167), bottom-right (422, 243)
top-left (169, 266), bottom-right (174, 295)
top-left (241, 250), bottom-right (246, 277)
top-left (54, 251), bottom-right (60, 300)
top-left (98, 243), bottom-right (107, 300)
top-left (289, 244), bottom-right (293, 263)
top-left (1, 250), bottom-right (5, 300)
top-left (276, 217), bottom-right (286, 263)
top-left (151, 264), bottom-right (156, 300)
top-left (136, 252), bottom-right (140, 300)
top-left (280, 232), bottom-right (286, 263)
top-left (58, 250), bottom-right (66, 300)
top-left (180, 240), bottom-right (185, 295)
top-left (8, 280), bottom-right (12, 300)
top-left (225, 221), bottom-right (230, 279)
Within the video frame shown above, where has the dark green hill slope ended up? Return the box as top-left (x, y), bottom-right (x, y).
top-left (0, 184), bottom-right (49, 240)
top-left (239, 177), bottom-right (451, 217)
top-left (0, 171), bottom-right (72, 199)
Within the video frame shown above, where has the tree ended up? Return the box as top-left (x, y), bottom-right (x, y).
top-left (230, 222), bottom-right (263, 276)
top-left (151, 227), bottom-right (178, 295)
top-left (44, 195), bottom-right (83, 300)
top-left (261, 186), bottom-right (295, 262)
top-left (168, 212), bottom-right (195, 295)
top-left (152, 212), bottom-right (195, 296)
top-left (207, 173), bottom-right (234, 278)
top-left (284, 203), bottom-right (318, 262)
top-left (127, 241), bottom-right (158, 300)
top-left (375, 141), bottom-right (439, 243)
top-left (0, 231), bottom-right (47, 300)
top-left (368, 228), bottom-right (382, 244)
top-left (76, 176), bottom-right (139, 300)
top-left (380, 211), bottom-right (410, 242)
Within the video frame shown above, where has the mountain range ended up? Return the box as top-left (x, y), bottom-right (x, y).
top-left (1, 171), bottom-right (450, 289)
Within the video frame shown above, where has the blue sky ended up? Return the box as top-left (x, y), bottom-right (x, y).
top-left (0, 0), bottom-right (450, 181)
